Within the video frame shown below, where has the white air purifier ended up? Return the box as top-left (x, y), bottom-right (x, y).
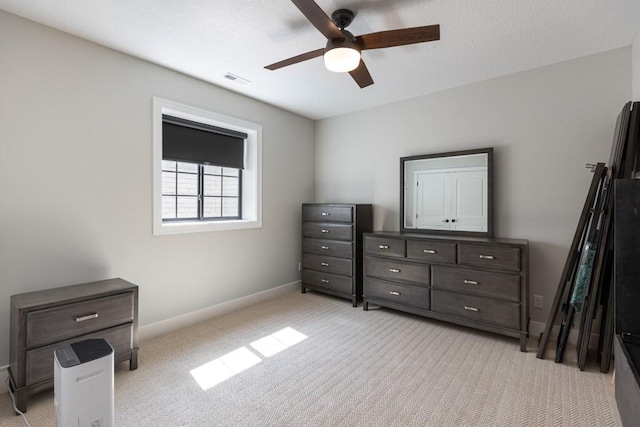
top-left (54, 338), bottom-right (115, 427)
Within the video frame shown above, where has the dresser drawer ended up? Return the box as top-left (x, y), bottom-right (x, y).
top-left (303, 222), bottom-right (353, 241)
top-left (431, 290), bottom-right (520, 330)
top-left (365, 257), bottom-right (430, 286)
top-left (26, 292), bottom-right (134, 348)
top-left (432, 265), bottom-right (520, 302)
top-left (365, 278), bottom-right (430, 310)
top-left (365, 237), bottom-right (406, 257)
top-left (302, 205), bottom-right (353, 223)
top-left (302, 254), bottom-right (352, 276)
top-left (302, 238), bottom-right (352, 259)
top-left (407, 240), bottom-right (456, 264)
top-left (25, 323), bottom-right (133, 385)
top-left (302, 269), bottom-right (353, 294)
top-left (458, 244), bottom-right (521, 272)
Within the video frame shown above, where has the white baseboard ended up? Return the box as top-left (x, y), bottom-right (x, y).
top-left (529, 320), bottom-right (600, 349)
top-left (138, 280), bottom-right (300, 342)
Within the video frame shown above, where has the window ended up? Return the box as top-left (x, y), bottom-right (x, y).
top-left (153, 98), bottom-right (262, 235)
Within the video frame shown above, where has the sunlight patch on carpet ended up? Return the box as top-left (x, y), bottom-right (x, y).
top-left (189, 327), bottom-right (308, 390)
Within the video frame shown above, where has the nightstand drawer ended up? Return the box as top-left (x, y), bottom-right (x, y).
top-left (458, 244), bottom-right (521, 272)
top-left (365, 237), bottom-right (406, 257)
top-left (26, 292), bottom-right (134, 348)
top-left (302, 270), bottom-right (353, 294)
top-left (302, 205), bottom-right (353, 223)
top-left (302, 238), bottom-right (352, 259)
top-left (302, 254), bottom-right (352, 276)
top-left (431, 290), bottom-right (520, 330)
top-left (365, 278), bottom-right (430, 310)
top-left (365, 257), bottom-right (430, 286)
top-left (303, 222), bottom-right (353, 241)
top-left (432, 265), bottom-right (520, 302)
top-left (25, 323), bottom-right (133, 385)
top-left (407, 240), bottom-right (456, 264)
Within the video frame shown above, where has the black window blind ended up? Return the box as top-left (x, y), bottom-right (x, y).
top-left (162, 115), bottom-right (247, 169)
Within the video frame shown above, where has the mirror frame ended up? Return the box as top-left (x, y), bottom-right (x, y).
top-left (400, 147), bottom-right (494, 238)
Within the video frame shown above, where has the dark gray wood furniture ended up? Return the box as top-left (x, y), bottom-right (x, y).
top-left (9, 278), bottom-right (139, 413)
top-left (301, 203), bottom-right (373, 306)
top-left (363, 231), bottom-right (529, 351)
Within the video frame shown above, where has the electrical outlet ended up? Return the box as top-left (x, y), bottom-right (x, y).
top-left (297, 262), bottom-right (301, 272)
top-left (534, 295), bottom-right (544, 308)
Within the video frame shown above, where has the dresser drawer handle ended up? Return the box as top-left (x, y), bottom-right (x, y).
top-left (479, 254), bottom-right (495, 260)
top-left (321, 229), bottom-right (330, 233)
top-left (464, 280), bottom-right (479, 285)
top-left (389, 268), bottom-right (401, 273)
top-left (389, 291), bottom-right (401, 296)
top-left (321, 279), bottom-right (330, 284)
top-left (320, 245), bottom-right (330, 250)
top-left (321, 212), bottom-right (330, 216)
top-left (75, 313), bottom-right (99, 322)
top-left (423, 249), bottom-right (437, 254)
top-left (379, 245), bottom-right (390, 249)
top-left (464, 306), bottom-right (479, 312)
top-left (321, 262), bottom-right (330, 267)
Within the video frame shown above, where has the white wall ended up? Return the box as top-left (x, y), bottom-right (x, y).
top-left (0, 11), bottom-right (315, 367)
top-left (315, 48), bottom-right (631, 326)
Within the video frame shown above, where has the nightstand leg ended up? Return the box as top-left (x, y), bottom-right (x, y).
top-left (363, 301), bottom-right (369, 311)
top-left (520, 334), bottom-right (528, 352)
top-left (301, 284), bottom-right (306, 294)
top-left (130, 348), bottom-right (139, 370)
top-left (13, 387), bottom-right (28, 414)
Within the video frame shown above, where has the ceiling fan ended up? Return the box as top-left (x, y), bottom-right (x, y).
top-left (264, 0), bottom-right (440, 88)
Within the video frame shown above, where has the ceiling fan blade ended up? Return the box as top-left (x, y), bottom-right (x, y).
top-left (265, 48), bottom-right (324, 70)
top-left (292, 0), bottom-right (343, 40)
top-left (356, 25), bottom-right (440, 50)
top-left (349, 60), bottom-right (374, 88)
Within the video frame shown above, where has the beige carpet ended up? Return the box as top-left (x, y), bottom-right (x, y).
top-left (1, 290), bottom-right (622, 426)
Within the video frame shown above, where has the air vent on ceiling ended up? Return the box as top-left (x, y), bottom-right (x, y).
top-left (223, 72), bottom-right (251, 85)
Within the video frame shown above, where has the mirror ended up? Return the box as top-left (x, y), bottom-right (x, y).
top-left (400, 147), bottom-right (493, 237)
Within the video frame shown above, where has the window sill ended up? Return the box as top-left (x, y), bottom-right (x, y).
top-left (153, 218), bottom-right (261, 235)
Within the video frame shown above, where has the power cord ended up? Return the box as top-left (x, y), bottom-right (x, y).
top-left (5, 377), bottom-right (33, 427)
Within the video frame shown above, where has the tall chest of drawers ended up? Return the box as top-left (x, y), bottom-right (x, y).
top-left (9, 278), bottom-right (139, 412)
top-left (363, 232), bottom-right (529, 351)
top-left (301, 203), bottom-right (373, 306)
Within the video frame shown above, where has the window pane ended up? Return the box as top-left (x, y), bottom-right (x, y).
top-left (177, 172), bottom-right (198, 195)
top-left (223, 177), bottom-right (239, 197)
top-left (177, 196), bottom-right (198, 219)
top-left (162, 196), bottom-right (176, 219)
top-left (204, 197), bottom-right (222, 218)
top-left (162, 160), bottom-right (176, 171)
top-left (204, 165), bottom-right (222, 175)
top-left (162, 171), bottom-right (176, 195)
top-left (177, 162), bottom-right (198, 173)
top-left (222, 198), bottom-right (239, 217)
top-left (222, 167), bottom-right (239, 177)
top-left (203, 175), bottom-right (222, 196)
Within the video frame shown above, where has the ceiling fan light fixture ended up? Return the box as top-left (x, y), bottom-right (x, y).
top-left (324, 44), bottom-right (361, 73)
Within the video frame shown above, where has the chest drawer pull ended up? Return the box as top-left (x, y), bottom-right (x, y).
top-left (321, 229), bottom-right (330, 233)
top-left (389, 291), bottom-right (401, 296)
top-left (321, 212), bottom-right (330, 216)
top-left (389, 268), bottom-right (401, 273)
top-left (464, 306), bottom-right (480, 312)
top-left (423, 249), bottom-right (437, 254)
top-left (320, 262), bottom-right (330, 267)
top-left (75, 313), bottom-right (99, 322)
top-left (320, 245), bottom-right (330, 250)
top-left (379, 245), bottom-right (390, 249)
top-left (463, 280), bottom-right (479, 285)
top-left (479, 254), bottom-right (495, 260)
top-left (321, 279), bottom-right (330, 284)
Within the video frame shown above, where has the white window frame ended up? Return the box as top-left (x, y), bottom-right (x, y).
top-left (152, 97), bottom-right (262, 235)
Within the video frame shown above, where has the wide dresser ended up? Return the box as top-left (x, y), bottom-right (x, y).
top-left (301, 203), bottom-right (373, 306)
top-left (9, 278), bottom-right (139, 413)
top-left (363, 231), bottom-right (529, 351)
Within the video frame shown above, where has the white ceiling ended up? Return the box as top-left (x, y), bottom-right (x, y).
top-left (1, 0), bottom-right (639, 120)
